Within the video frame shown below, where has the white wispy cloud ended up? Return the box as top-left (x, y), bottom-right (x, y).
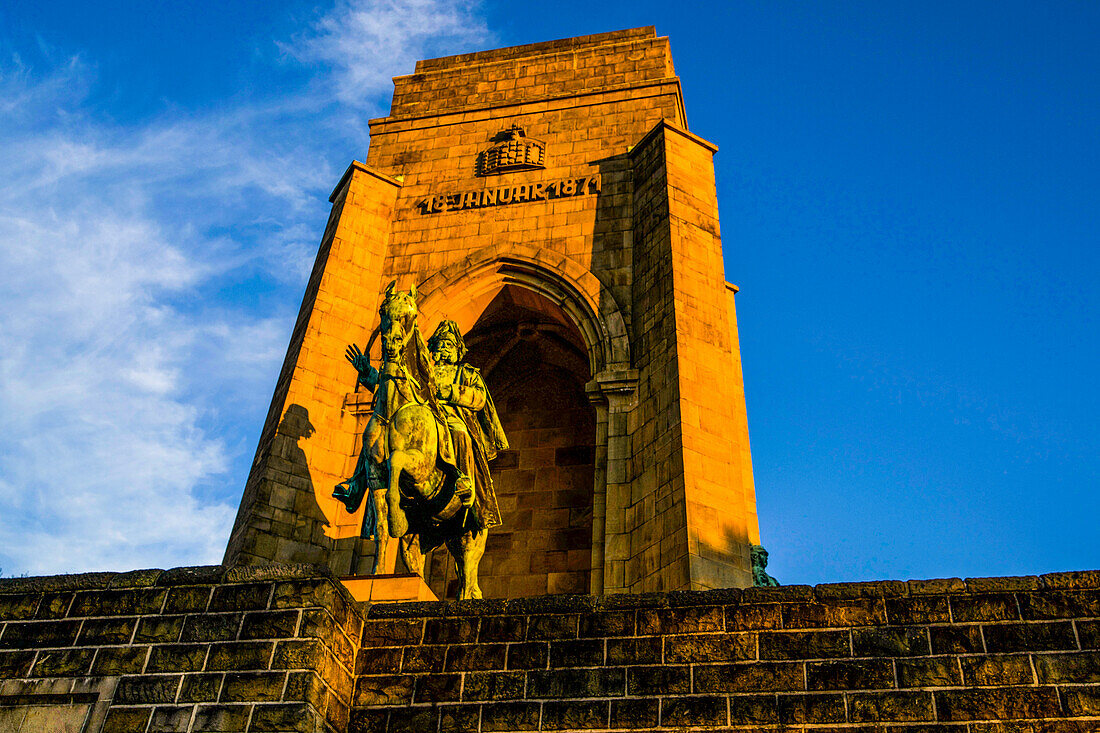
top-left (288, 0), bottom-right (491, 106)
top-left (0, 0), bottom-right (491, 575)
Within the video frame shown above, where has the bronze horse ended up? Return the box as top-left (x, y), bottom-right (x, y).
top-left (335, 282), bottom-right (488, 600)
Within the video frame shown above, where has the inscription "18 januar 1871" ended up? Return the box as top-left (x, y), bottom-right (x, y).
top-left (417, 174), bottom-right (601, 214)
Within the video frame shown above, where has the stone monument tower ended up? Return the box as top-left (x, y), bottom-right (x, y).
top-left (224, 27), bottom-right (760, 596)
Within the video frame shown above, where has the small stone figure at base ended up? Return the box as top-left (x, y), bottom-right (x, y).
top-left (751, 545), bottom-right (780, 587)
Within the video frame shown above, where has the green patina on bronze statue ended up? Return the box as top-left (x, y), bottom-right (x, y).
top-left (751, 544), bottom-right (780, 587)
top-left (333, 282), bottom-right (507, 599)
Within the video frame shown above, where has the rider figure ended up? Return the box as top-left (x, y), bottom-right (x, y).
top-left (427, 320), bottom-right (508, 530)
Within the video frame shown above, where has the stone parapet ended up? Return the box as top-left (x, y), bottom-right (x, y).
top-left (351, 570), bottom-right (1100, 731)
top-left (0, 564), bottom-right (362, 733)
top-left (2, 566), bottom-right (1099, 730)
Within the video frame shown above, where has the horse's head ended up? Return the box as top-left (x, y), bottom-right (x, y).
top-left (379, 281), bottom-right (420, 365)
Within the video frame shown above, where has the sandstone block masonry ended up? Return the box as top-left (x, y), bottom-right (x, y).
top-left (223, 27), bottom-right (761, 596)
top-left (3, 566), bottom-right (1100, 731)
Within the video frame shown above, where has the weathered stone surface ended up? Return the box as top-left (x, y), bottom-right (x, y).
top-left (77, 616), bottom-right (137, 645)
top-left (959, 654), bottom-right (1035, 686)
top-left (759, 630), bottom-right (851, 659)
top-left (360, 619), bottom-right (424, 647)
top-left (694, 661), bottom-right (804, 693)
top-left (92, 645), bottom-right (148, 675)
top-left (542, 699), bottom-right (609, 730)
top-left (115, 675), bottom-right (180, 704)
top-left (445, 642), bottom-right (507, 671)
top-left (507, 641), bottom-right (548, 670)
top-left (951, 593), bottom-right (1021, 622)
top-left (1033, 652), bottom-right (1100, 684)
top-left (481, 701), bottom-right (540, 732)
top-left (983, 621), bottom-right (1078, 652)
top-left (30, 647), bottom-right (94, 676)
top-left (388, 705), bottom-right (440, 733)
top-left (782, 599), bottom-right (885, 628)
top-left (611, 698), bottom-right (659, 728)
top-left (885, 595), bottom-right (951, 625)
top-left (852, 626), bottom-right (930, 656)
top-left (221, 671), bottom-right (285, 702)
top-left (665, 632), bottom-right (754, 663)
top-left (662, 695), bottom-right (727, 727)
top-left (529, 667), bottom-right (626, 698)
top-left (728, 693), bottom-right (780, 724)
top-left (605, 636), bottom-right (661, 665)
top-left (206, 641), bottom-right (272, 671)
top-left (414, 672), bottom-right (461, 703)
top-left (240, 609), bottom-right (299, 640)
top-left (849, 691), bottom-right (935, 722)
top-left (2, 562), bottom-right (1097, 733)
top-left (209, 582), bottom-right (271, 612)
top-left (1041, 570), bottom-right (1100, 590)
top-left (807, 659), bottom-right (894, 690)
top-left (107, 568), bottom-right (164, 588)
top-left (930, 624), bottom-right (985, 654)
top-left (934, 687), bottom-right (1061, 721)
top-left (0, 572), bottom-right (114, 594)
top-left (627, 665), bottom-right (690, 695)
top-left (549, 638), bottom-right (604, 667)
top-left (178, 673), bottom-right (223, 702)
top-left (0, 619), bottom-right (81, 648)
top-left (146, 643), bottom-right (208, 673)
top-left (462, 671), bottom-right (525, 701)
top-left (353, 674), bottom-right (414, 706)
top-left (777, 692), bottom-right (846, 724)
top-left (101, 707), bottom-right (152, 733)
top-left (156, 564), bottom-right (226, 587)
top-left (71, 588), bottom-right (167, 616)
top-left (896, 655), bottom-right (963, 687)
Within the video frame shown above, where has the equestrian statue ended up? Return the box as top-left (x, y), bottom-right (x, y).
top-left (332, 282), bottom-right (507, 599)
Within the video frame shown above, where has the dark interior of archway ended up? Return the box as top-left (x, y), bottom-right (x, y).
top-left (424, 285), bottom-right (596, 599)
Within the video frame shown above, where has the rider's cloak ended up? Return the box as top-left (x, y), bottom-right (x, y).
top-left (439, 363), bottom-right (509, 528)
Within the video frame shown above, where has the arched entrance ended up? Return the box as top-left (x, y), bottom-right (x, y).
top-left (423, 285), bottom-right (597, 598)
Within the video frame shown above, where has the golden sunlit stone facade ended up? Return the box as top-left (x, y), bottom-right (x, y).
top-left (224, 27), bottom-right (760, 595)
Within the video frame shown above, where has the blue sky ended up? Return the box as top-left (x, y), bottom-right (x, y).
top-left (0, 1), bottom-right (1096, 584)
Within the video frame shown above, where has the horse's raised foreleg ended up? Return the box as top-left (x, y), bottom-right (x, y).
top-left (447, 529), bottom-right (488, 600)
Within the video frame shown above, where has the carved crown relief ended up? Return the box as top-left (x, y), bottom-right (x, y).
top-left (478, 124), bottom-right (546, 176)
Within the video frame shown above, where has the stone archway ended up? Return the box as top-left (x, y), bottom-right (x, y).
top-left (414, 248), bottom-right (635, 598)
top-left (423, 285), bottom-right (597, 598)
top-left (414, 243), bottom-right (631, 376)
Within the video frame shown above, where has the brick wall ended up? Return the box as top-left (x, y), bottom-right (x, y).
top-left (351, 571), bottom-right (1100, 732)
top-left (0, 565), bottom-right (361, 732)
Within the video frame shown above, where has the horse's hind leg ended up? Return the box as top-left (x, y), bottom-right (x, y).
top-left (447, 530), bottom-right (488, 600)
top-left (399, 534), bottom-right (423, 576)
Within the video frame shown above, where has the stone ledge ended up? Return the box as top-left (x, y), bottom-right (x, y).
top-left (3, 567), bottom-right (1098, 605)
top-left (413, 27), bottom-right (657, 74)
top-left (365, 571), bottom-right (1100, 618)
top-left (0, 562), bottom-right (338, 595)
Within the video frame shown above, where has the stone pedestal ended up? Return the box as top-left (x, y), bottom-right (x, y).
top-left (340, 574), bottom-right (438, 604)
